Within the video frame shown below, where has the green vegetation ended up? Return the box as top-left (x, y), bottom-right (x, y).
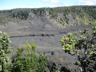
top-left (31, 8), bottom-right (45, 16)
top-left (77, 18), bottom-right (96, 25)
top-left (11, 41), bottom-right (47, 72)
top-left (0, 6), bottom-right (96, 26)
top-left (11, 9), bottom-right (30, 20)
top-left (82, 6), bottom-right (96, 20)
top-left (0, 8), bottom-right (46, 25)
top-left (0, 32), bottom-right (47, 72)
top-left (47, 6), bottom-right (96, 26)
top-left (0, 31), bottom-right (12, 72)
top-left (60, 26), bottom-right (96, 72)
top-left (64, 16), bottom-right (69, 24)
top-left (51, 13), bottom-right (58, 19)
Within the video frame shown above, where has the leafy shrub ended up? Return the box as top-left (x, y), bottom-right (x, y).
top-left (0, 31), bottom-right (12, 72)
top-left (11, 41), bottom-right (47, 72)
top-left (60, 26), bottom-right (96, 72)
top-left (0, 31), bottom-right (47, 72)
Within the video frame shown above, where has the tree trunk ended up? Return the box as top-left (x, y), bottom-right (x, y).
top-left (2, 62), bottom-right (4, 72)
top-left (83, 62), bottom-right (86, 72)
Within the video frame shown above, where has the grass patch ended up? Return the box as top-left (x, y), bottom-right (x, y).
top-left (77, 18), bottom-right (96, 25)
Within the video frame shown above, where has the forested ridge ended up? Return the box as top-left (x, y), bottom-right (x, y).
top-left (0, 6), bottom-right (96, 27)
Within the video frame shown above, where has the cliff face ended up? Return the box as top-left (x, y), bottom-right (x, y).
top-left (0, 6), bottom-right (96, 28)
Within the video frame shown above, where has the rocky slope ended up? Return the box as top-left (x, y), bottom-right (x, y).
top-left (0, 6), bottom-right (96, 26)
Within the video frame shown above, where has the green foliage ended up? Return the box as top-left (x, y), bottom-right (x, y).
top-left (11, 41), bottom-right (47, 72)
top-left (49, 8), bottom-right (58, 18)
top-left (0, 6), bottom-right (96, 26)
top-left (71, 12), bottom-right (76, 19)
top-left (0, 31), bottom-right (12, 72)
top-left (82, 6), bottom-right (96, 20)
top-left (51, 13), bottom-right (58, 19)
top-left (56, 70), bottom-right (60, 72)
top-left (60, 26), bottom-right (96, 72)
top-left (31, 8), bottom-right (45, 16)
top-left (31, 43), bottom-right (36, 53)
top-left (11, 9), bottom-right (30, 20)
top-left (64, 16), bottom-right (69, 24)
top-left (92, 26), bottom-right (96, 30)
top-left (0, 31), bottom-right (47, 72)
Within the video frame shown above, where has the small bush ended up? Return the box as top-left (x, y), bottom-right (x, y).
top-left (60, 26), bottom-right (96, 72)
top-left (0, 31), bottom-right (12, 72)
top-left (11, 41), bottom-right (47, 72)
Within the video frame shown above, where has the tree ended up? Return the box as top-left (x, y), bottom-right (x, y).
top-left (11, 41), bottom-right (47, 72)
top-left (60, 26), bottom-right (96, 72)
top-left (0, 32), bottom-right (12, 72)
